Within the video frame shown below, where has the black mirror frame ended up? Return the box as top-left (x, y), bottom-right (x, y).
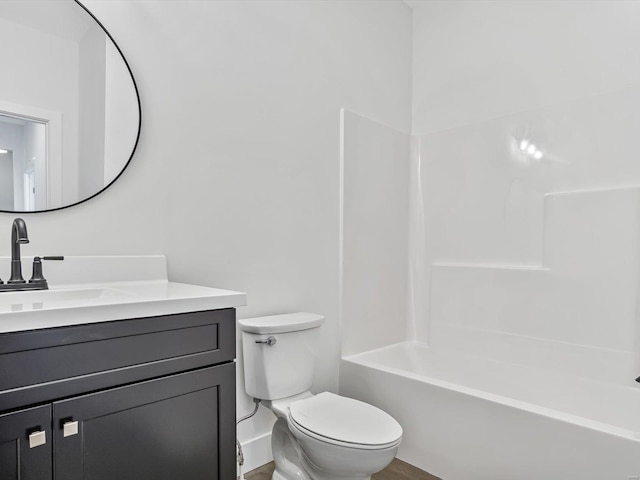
top-left (0, 0), bottom-right (142, 214)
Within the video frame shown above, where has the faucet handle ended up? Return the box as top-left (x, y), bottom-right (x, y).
top-left (29, 256), bottom-right (64, 288)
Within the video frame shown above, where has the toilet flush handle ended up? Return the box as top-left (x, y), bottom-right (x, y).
top-left (255, 336), bottom-right (277, 346)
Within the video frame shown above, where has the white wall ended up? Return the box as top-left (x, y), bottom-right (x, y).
top-left (0, 0), bottom-right (412, 470)
top-left (411, 0), bottom-right (640, 382)
top-left (412, 0), bottom-right (640, 135)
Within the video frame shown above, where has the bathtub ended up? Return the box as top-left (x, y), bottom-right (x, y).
top-left (339, 342), bottom-right (640, 480)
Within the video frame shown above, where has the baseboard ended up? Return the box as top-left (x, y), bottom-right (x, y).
top-left (241, 432), bottom-right (273, 473)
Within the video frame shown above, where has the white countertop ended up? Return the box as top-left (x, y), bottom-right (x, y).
top-left (0, 255), bottom-right (246, 334)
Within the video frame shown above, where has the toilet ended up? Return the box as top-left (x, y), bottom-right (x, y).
top-left (239, 312), bottom-right (402, 480)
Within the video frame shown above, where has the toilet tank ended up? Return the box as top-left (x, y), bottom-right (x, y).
top-left (239, 312), bottom-right (325, 400)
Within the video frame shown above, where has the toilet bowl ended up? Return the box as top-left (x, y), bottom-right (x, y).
top-left (239, 313), bottom-right (403, 480)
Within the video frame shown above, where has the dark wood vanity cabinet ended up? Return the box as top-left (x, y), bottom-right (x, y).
top-left (0, 309), bottom-right (236, 480)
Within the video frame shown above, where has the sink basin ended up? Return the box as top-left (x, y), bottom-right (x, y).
top-left (0, 287), bottom-right (134, 310)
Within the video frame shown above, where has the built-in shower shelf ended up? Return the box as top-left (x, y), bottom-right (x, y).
top-left (429, 186), bottom-right (640, 366)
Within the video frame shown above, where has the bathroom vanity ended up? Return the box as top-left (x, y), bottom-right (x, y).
top-left (0, 256), bottom-right (245, 480)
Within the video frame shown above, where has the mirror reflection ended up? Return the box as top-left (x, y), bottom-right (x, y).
top-left (0, 0), bottom-right (140, 212)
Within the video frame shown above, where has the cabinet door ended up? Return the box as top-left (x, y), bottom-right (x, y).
top-left (0, 405), bottom-right (52, 480)
top-left (53, 364), bottom-right (235, 480)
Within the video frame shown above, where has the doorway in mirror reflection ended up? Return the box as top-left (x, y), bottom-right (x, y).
top-left (0, 112), bottom-right (47, 212)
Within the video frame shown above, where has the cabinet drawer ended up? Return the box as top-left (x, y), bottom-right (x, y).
top-left (0, 309), bottom-right (235, 411)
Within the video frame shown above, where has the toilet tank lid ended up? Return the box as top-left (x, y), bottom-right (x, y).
top-left (238, 312), bottom-right (325, 334)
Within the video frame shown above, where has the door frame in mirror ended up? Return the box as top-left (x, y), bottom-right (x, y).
top-left (0, 100), bottom-right (63, 210)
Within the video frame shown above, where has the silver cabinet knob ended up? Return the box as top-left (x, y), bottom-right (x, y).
top-left (29, 430), bottom-right (46, 448)
top-left (255, 336), bottom-right (277, 346)
top-left (63, 420), bottom-right (79, 437)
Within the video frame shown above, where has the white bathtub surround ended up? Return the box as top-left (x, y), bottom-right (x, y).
top-left (340, 1), bottom-right (640, 477)
top-left (411, 17), bottom-right (640, 385)
top-left (340, 110), bottom-right (411, 356)
top-left (341, 343), bottom-right (640, 480)
top-left (406, 135), bottom-right (427, 342)
top-left (430, 186), bottom-right (640, 383)
top-left (418, 85), bottom-right (640, 268)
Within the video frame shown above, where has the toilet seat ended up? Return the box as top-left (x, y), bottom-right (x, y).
top-left (288, 392), bottom-right (402, 450)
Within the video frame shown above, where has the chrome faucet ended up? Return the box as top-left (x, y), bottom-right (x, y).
top-left (8, 218), bottom-right (29, 284)
top-left (0, 218), bottom-right (64, 292)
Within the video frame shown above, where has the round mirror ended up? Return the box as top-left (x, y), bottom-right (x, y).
top-left (0, 0), bottom-right (140, 213)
